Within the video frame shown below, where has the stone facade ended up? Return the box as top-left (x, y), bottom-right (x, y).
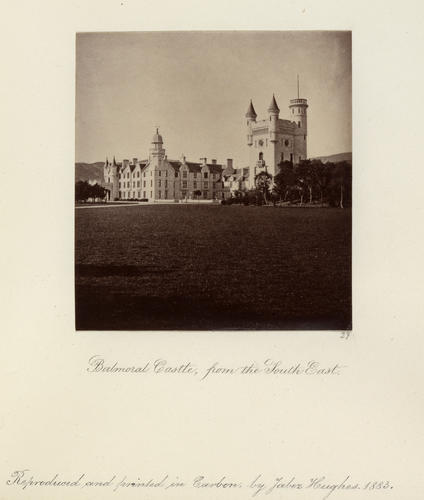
top-left (246, 92), bottom-right (308, 188)
top-left (103, 130), bottom-right (235, 202)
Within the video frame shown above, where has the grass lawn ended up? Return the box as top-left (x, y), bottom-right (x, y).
top-left (75, 205), bottom-right (351, 330)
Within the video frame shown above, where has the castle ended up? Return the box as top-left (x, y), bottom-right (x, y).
top-left (103, 130), bottom-right (249, 202)
top-left (103, 85), bottom-right (308, 200)
top-left (246, 89), bottom-right (308, 183)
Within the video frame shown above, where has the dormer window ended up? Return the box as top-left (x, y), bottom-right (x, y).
top-left (183, 170), bottom-right (187, 178)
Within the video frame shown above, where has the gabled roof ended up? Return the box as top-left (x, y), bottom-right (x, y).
top-left (222, 164), bottom-right (236, 176)
top-left (207, 164), bottom-right (223, 174)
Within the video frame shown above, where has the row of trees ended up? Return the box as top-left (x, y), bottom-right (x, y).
top-left (75, 181), bottom-right (108, 202)
top-left (248, 159), bottom-right (352, 208)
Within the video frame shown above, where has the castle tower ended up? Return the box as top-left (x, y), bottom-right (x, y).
top-left (149, 128), bottom-right (165, 161)
top-left (103, 156), bottom-right (119, 201)
top-left (288, 76), bottom-right (308, 162)
top-left (245, 100), bottom-right (257, 147)
top-left (268, 94), bottom-right (280, 144)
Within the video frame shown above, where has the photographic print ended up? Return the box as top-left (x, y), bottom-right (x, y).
top-left (75, 31), bottom-right (352, 330)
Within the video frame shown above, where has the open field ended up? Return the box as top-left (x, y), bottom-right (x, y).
top-left (75, 205), bottom-right (351, 330)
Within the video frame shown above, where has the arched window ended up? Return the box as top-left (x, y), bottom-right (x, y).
top-left (259, 152), bottom-right (263, 161)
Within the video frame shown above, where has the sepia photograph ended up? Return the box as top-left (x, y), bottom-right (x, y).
top-left (75, 31), bottom-right (352, 330)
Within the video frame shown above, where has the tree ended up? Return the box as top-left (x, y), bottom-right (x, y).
top-left (327, 161), bottom-right (352, 208)
top-left (75, 181), bottom-right (107, 203)
top-left (310, 159), bottom-right (331, 206)
top-left (254, 171), bottom-right (273, 204)
top-left (273, 161), bottom-right (296, 201)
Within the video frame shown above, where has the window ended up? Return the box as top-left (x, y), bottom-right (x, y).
top-left (143, 191), bottom-right (146, 198)
top-left (119, 182), bottom-right (121, 188)
top-left (119, 191), bottom-right (121, 198)
top-left (292, 108), bottom-right (294, 114)
top-left (280, 153), bottom-right (284, 161)
top-left (285, 139), bottom-right (289, 147)
top-left (182, 181), bottom-right (187, 188)
top-left (143, 172), bottom-right (146, 177)
top-left (203, 191), bottom-right (208, 199)
top-left (165, 180), bottom-right (168, 188)
top-left (183, 171), bottom-right (187, 178)
top-left (290, 153), bottom-right (293, 163)
top-left (259, 152), bottom-right (263, 161)
top-left (193, 181), bottom-right (197, 188)
top-left (193, 172), bottom-right (197, 178)
top-left (165, 190), bottom-right (168, 199)
top-left (143, 181), bottom-right (146, 187)
top-left (137, 172), bottom-right (140, 178)
top-left (175, 172), bottom-right (178, 178)
top-left (158, 191), bottom-right (161, 199)
top-left (165, 170), bottom-right (168, 177)
top-left (204, 181), bottom-right (208, 189)
top-left (204, 172), bottom-right (208, 179)
top-left (298, 122), bottom-right (301, 128)
top-left (133, 181), bottom-right (135, 187)
top-left (159, 180), bottom-right (161, 187)
top-left (159, 171), bottom-right (161, 177)
top-left (299, 156), bottom-right (302, 162)
top-left (304, 135), bottom-right (306, 140)
top-left (266, 139), bottom-right (268, 147)
top-left (150, 180), bottom-right (152, 187)
top-left (150, 191), bottom-right (152, 198)
top-left (137, 181), bottom-right (140, 187)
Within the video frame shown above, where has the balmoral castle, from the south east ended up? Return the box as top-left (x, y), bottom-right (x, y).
top-left (103, 88), bottom-right (308, 202)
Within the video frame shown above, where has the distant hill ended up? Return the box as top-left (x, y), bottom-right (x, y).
top-left (312, 152), bottom-right (352, 164)
top-left (75, 162), bottom-right (104, 184)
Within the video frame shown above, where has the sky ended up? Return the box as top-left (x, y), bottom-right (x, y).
top-left (76, 31), bottom-right (351, 166)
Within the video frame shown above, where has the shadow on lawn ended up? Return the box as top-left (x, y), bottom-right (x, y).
top-left (75, 284), bottom-right (351, 331)
top-left (76, 264), bottom-right (171, 277)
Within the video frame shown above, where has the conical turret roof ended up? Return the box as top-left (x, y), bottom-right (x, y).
top-left (245, 100), bottom-right (257, 119)
top-left (267, 94), bottom-right (280, 114)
